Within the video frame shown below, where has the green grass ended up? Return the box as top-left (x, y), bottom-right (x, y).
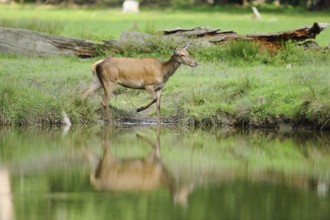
top-left (0, 18), bottom-right (64, 35)
top-left (165, 60), bottom-right (330, 128)
top-left (0, 49), bottom-right (329, 128)
top-left (0, 4), bottom-right (329, 46)
top-left (0, 4), bottom-right (329, 128)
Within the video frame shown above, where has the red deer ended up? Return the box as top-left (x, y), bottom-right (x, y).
top-left (85, 126), bottom-right (194, 206)
top-left (82, 44), bottom-right (198, 123)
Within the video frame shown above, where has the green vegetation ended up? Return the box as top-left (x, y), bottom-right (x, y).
top-left (1, 4), bottom-right (329, 45)
top-left (0, 4), bottom-right (329, 128)
top-left (1, 48), bottom-right (329, 128)
top-left (0, 18), bottom-right (64, 35)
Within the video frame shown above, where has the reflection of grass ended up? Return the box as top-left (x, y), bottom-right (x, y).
top-left (1, 126), bottom-right (330, 183)
top-left (2, 126), bottom-right (330, 220)
top-left (161, 130), bottom-right (330, 179)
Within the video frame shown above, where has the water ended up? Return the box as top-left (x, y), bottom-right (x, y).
top-left (0, 125), bottom-right (330, 220)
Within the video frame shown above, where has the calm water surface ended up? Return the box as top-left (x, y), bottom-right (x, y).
top-left (0, 125), bottom-right (329, 220)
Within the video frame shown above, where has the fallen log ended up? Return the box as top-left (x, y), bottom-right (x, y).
top-left (0, 27), bottom-right (98, 57)
top-left (104, 22), bottom-right (328, 53)
top-left (0, 22), bottom-right (328, 58)
top-left (245, 22), bottom-right (329, 45)
top-left (161, 22), bottom-right (329, 46)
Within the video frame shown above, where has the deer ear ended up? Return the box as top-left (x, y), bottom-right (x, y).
top-left (182, 43), bottom-right (191, 50)
top-left (174, 48), bottom-right (180, 55)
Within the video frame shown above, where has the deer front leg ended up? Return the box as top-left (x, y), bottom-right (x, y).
top-left (136, 86), bottom-right (157, 112)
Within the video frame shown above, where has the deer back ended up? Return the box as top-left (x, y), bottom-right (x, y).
top-left (90, 146), bottom-right (172, 191)
top-left (96, 58), bottom-right (166, 89)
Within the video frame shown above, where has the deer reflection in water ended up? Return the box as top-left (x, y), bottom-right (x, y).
top-left (85, 126), bottom-right (194, 206)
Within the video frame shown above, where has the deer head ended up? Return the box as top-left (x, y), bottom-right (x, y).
top-left (174, 43), bottom-right (198, 67)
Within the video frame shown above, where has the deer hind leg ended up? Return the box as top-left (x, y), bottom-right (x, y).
top-left (101, 81), bottom-right (116, 123)
top-left (81, 74), bottom-right (102, 99)
top-left (137, 85), bottom-right (157, 113)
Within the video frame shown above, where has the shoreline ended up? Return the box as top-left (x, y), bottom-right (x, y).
top-left (1, 114), bottom-right (329, 130)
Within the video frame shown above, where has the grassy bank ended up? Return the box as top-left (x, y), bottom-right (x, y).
top-left (1, 45), bottom-right (329, 129)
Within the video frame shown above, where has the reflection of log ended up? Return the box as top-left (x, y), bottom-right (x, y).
top-left (0, 27), bottom-right (98, 57)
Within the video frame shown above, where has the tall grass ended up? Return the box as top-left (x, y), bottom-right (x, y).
top-left (106, 39), bottom-right (330, 66)
top-left (0, 18), bottom-right (64, 35)
top-left (0, 55), bottom-right (96, 125)
top-left (171, 62), bottom-right (330, 128)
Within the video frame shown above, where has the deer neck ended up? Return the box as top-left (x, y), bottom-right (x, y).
top-left (162, 55), bottom-right (181, 81)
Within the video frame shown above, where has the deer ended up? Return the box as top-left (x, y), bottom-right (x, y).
top-left (85, 126), bottom-right (194, 207)
top-left (81, 43), bottom-right (198, 123)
